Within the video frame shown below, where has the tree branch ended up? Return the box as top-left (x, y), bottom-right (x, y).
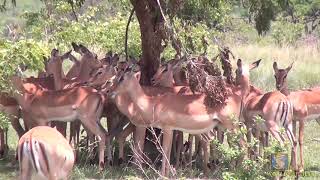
top-left (125, 7), bottom-right (135, 62)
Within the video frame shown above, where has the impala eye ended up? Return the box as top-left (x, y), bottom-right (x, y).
top-left (119, 76), bottom-right (124, 82)
top-left (163, 67), bottom-right (168, 72)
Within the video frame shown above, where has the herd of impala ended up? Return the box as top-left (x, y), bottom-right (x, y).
top-left (0, 42), bottom-right (319, 179)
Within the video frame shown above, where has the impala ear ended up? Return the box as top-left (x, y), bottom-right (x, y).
top-left (76, 44), bottom-right (90, 55)
top-left (286, 62), bottom-right (293, 72)
top-left (106, 50), bottom-right (113, 57)
top-left (134, 71), bottom-right (141, 81)
top-left (273, 61), bottom-right (278, 72)
top-left (61, 50), bottom-right (72, 60)
top-left (249, 59), bottom-right (261, 70)
top-left (237, 59), bottom-right (242, 68)
top-left (51, 49), bottom-right (59, 57)
top-left (71, 42), bottom-right (80, 52)
top-left (113, 66), bottom-right (118, 74)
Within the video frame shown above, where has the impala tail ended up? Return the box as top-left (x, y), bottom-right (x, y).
top-left (18, 127), bottom-right (75, 180)
top-left (19, 137), bottom-right (50, 178)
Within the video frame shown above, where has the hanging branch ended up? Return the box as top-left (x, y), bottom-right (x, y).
top-left (69, 0), bottom-right (79, 22)
top-left (125, 7), bottom-right (135, 62)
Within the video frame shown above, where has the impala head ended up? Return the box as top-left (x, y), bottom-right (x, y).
top-left (46, 49), bottom-right (72, 77)
top-left (151, 63), bottom-right (174, 87)
top-left (87, 65), bottom-right (117, 88)
top-left (235, 59), bottom-right (261, 86)
top-left (273, 61), bottom-right (293, 91)
top-left (104, 69), bottom-right (141, 98)
top-left (73, 44), bottom-right (103, 72)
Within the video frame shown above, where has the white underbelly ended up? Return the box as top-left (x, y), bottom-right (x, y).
top-left (168, 113), bottom-right (220, 134)
top-left (174, 121), bottom-right (219, 134)
top-left (46, 106), bottom-right (78, 122)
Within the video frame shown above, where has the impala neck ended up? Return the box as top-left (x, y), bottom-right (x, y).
top-left (126, 79), bottom-right (152, 113)
top-left (238, 74), bottom-right (251, 99)
top-left (51, 70), bottom-right (64, 90)
top-left (77, 59), bottom-right (93, 82)
top-left (160, 73), bottom-right (175, 88)
top-left (10, 77), bottom-right (30, 109)
top-left (280, 81), bottom-right (290, 96)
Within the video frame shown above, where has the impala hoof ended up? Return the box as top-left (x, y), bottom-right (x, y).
top-left (298, 166), bottom-right (304, 174)
top-left (99, 162), bottom-right (105, 171)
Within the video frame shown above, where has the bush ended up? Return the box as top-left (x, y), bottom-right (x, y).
top-left (271, 21), bottom-right (304, 45)
top-left (0, 39), bottom-right (49, 91)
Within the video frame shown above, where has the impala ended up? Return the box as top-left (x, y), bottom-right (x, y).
top-left (87, 64), bottom-right (191, 166)
top-left (151, 62), bottom-right (203, 168)
top-left (241, 62), bottom-right (297, 172)
top-left (0, 74), bottom-right (56, 158)
top-left (46, 47), bottom-right (103, 150)
top-left (0, 92), bottom-right (24, 138)
top-left (46, 48), bottom-right (102, 90)
top-left (273, 61), bottom-right (320, 172)
top-left (10, 74), bottom-right (109, 170)
top-left (65, 42), bottom-right (98, 79)
top-left (104, 59), bottom-right (261, 176)
top-left (18, 126), bottom-right (74, 180)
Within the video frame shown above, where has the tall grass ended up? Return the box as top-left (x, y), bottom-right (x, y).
top-left (230, 44), bottom-right (320, 91)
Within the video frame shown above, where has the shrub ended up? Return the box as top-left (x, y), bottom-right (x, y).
top-left (271, 21), bottom-right (304, 45)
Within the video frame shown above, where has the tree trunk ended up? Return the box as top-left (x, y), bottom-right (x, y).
top-left (130, 0), bottom-right (165, 85)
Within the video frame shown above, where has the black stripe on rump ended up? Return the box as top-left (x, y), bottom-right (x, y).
top-left (38, 142), bottom-right (50, 175)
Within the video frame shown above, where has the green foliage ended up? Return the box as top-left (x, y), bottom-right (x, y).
top-left (0, 112), bottom-right (10, 130)
top-left (175, 0), bottom-right (232, 28)
top-left (0, 39), bottom-right (49, 91)
top-left (211, 132), bottom-right (270, 179)
top-left (21, 2), bottom-right (141, 56)
top-left (248, 0), bottom-right (279, 35)
top-left (271, 20), bottom-right (304, 45)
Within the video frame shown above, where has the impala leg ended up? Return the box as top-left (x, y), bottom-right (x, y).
top-left (217, 127), bottom-right (224, 143)
top-left (0, 128), bottom-right (4, 158)
top-left (133, 126), bottom-right (146, 164)
top-left (172, 131), bottom-right (177, 162)
top-left (194, 135), bottom-right (200, 157)
top-left (200, 140), bottom-right (209, 176)
top-left (19, 157), bottom-right (32, 180)
top-left (298, 119), bottom-right (304, 172)
top-left (187, 134), bottom-right (193, 167)
top-left (99, 123), bottom-right (112, 166)
top-left (80, 118), bottom-right (107, 170)
top-left (246, 127), bottom-right (253, 159)
top-left (69, 122), bottom-right (75, 145)
top-left (267, 120), bottom-right (285, 145)
top-left (9, 115), bottom-right (25, 138)
top-left (161, 129), bottom-right (173, 177)
top-left (175, 131), bottom-right (183, 169)
top-left (285, 123), bottom-right (298, 172)
top-left (264, 132), bottom-right (269, 147)
top-left (51, 121), bottom-right (67, 137)
top-left (253, 128), bottom-right (260, 159)
top-left (116, 123), bottom-right (135, 164)
top-left (70, 121), bottom-right (81, 158)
